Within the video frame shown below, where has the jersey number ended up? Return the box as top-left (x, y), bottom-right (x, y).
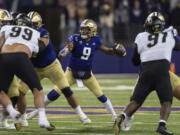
top-left (81, 47), bottom-right (91, 60)
top-left (10, 27), bottom-right (33, 41)
top-left (147, 32), bottom-right (167, 48)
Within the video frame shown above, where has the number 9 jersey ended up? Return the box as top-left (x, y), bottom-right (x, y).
top-left (0, 25), bottom-right (40, 53)
top-left (135, 26), bottom-right (177, 63)
top-left (68, 34), bottom-right (103, 70)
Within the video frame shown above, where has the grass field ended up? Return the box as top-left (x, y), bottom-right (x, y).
top-left (0, 77), bottom-right (180, 135)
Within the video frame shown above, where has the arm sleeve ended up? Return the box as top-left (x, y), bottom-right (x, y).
top-left (40, 29), bottom-right (49, 38)
top-left (96, 36), bottom-right (104, 50)
top-left (132, 44), bottom-right (141, 66)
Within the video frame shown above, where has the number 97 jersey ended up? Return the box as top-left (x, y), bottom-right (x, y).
top-left (0, 25), bottom-right (40, 53)
top-left (135, 27), bottom-right (177, 63)
top-left (68, 34), bottom-right (103, 70)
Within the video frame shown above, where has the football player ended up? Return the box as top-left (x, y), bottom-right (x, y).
top-left (16, 11), bottom-right (91, 125)
top-left (0, 9), bottom-right (21, 129)
top-left (43, 19), bottom-right (126, 121)
top-left (113, 12), bottom-right (180, 135)
top-left (0, 13), bottom-right (54, 131)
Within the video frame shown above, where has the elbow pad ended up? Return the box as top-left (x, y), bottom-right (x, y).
top-left (38, 40), bottom-right (46, 52)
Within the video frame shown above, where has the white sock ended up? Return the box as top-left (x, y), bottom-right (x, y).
top-left (6, 104), bottom-right (16, 117)
top-left (159, 120), bottom-right (166, 123)
top-left (104, 99), bottom-right (116, 116)
top-left (74, 106), bottom-right (86, 118)
top-left (38, 108), bottom-right (46, 119)
top-left (44, 95), bottom-right (52, 105)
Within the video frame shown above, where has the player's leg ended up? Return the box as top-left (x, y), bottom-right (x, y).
top-left (0, 76), bottom-right (20, 129)
top-left (17, 80), bottom-right (31, 126)
top-left (155, 71), bottom-right (173, 135)
top-left (0, 68), bottom-right (21, 131)
top-left (44, 60), bottom-right (91, 124)
top-left (83, 73), bottom-right (117, 121)
top-left (15, 54), bottom-right (54, 130)
top-left (121, 72), bottom-right (180, 132)
top-left (169, 71), bottom-right (180, 100)
top-left (113, 72), bottom-right (153, 134)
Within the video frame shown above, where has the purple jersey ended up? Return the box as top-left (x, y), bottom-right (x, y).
top-left (68, 34), bottom-right (103, 70)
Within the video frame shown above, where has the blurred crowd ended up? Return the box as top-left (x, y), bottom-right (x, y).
top-left (1, 0), bottom-right (180, 47)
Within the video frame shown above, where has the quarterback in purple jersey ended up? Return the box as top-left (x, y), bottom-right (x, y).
top-left (47, 19), bottom-right (127, 121)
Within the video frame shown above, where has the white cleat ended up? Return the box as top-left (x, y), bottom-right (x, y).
top-left (21, 119), bottom-right (28, 127)
top-left (0, 119), bottom-right (15, 129)
top-left (79, 117), bottom-right (91, 125)
top-left (21, 114), bottom-right (29, 127)
top-left (39, 118), bottom-right (55, 131)
top-left (121, 115), bottom-right (134, 131)
top-left (26, 110), bottom-right (38, 120)
top-left (11, 111), bottom-right (22, 131)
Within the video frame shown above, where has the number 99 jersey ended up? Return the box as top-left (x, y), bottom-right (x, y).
top-left (135, 26), bottom-right (177, 63)
top-left (68, 34), bottom-right (103, 70)
top-left (0, 25), bottom-right (40, 53)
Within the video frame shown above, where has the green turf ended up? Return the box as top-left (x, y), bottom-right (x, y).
top-left (0, 78), bottom-right (180, 135)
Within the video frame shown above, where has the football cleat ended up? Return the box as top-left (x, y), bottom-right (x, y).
top-left (0, 119), bottom-right (15, 129)
top-left (121, 115), bottom-right (134, 131)
top-left (113, 114), bottom-right (125, 135)
top-left (39, 118), bottom-right (55, 131)
top-left (79, 117), bottom-right (91, 125)
top-left (26, 110), bottom-right (38, 120)
top-left (156, 126), bottom-right (173, 135)
top-left (12, 111), bottom-right (22, 131)
top-left (21, 113), bottom-right (29, 127)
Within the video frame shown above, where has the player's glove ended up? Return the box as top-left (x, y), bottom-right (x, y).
top-left (113, 43), bottom-right (126, 56)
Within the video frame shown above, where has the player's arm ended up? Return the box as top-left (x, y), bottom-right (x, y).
top-left (99, 43), bottom-right (126, 56)
top-left (0, 32), bottom-right (5, 51)
top-left (58, 41), bottom-right (74, 58)
top-left (174, 36), bottom-right (180, 51)
top-left (38, 34), bottom-right (49, 52)
top-left (132, 43), bottom-right (141, 66)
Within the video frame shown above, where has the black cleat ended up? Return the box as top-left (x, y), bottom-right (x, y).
top-left (113, 115), bottom-right (125, 135)
top-left (156, 126), bottom-right (173, 135)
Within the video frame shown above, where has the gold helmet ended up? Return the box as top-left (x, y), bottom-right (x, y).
top-left (27, 11), bottom-right (42, 29)
top-left (144, 12), bottom-right (165, 34)
top-left (0, 9), bottom-right (13, 26)
top-left (80, 19), bottom-right (97, 39)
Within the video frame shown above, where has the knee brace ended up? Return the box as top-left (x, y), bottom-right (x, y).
top-left (98, 95), bottom-right (107, 103)
top-left (61, 87), bottom-right (73, 98)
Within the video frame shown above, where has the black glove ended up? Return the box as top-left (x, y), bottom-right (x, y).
top-left (113, 43), bottom-right (126, 56)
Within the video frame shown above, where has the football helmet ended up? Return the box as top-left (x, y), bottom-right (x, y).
top-left (15, 13), bottom-right (32, 27)
top-left (80, 19), bottom-right (97, 39)
top-left (27, 11), bottom-right (42, 29)
top-left (0, 9), bottom-right (13, 26)
top-left (144, 12), bottom-right (165, 34)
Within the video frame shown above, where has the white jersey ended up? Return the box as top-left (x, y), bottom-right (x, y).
top-left (135, 26), bottom-right (177, 62)
top-left (0, 25), bottom-right (40, 53)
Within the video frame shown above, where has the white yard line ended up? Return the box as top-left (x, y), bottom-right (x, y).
top-left (41, 85), bottom-right (134, 91)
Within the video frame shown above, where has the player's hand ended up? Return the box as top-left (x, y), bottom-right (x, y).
top-left (113, 43), bottom-right (126, 56)
top-left (67, 41), bottom-right (73, 51)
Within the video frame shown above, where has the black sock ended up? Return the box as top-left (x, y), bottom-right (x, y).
top-left (120, 114), bottom-right (126, 120)
top-left (159, 121), bottom-right (166, 127)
